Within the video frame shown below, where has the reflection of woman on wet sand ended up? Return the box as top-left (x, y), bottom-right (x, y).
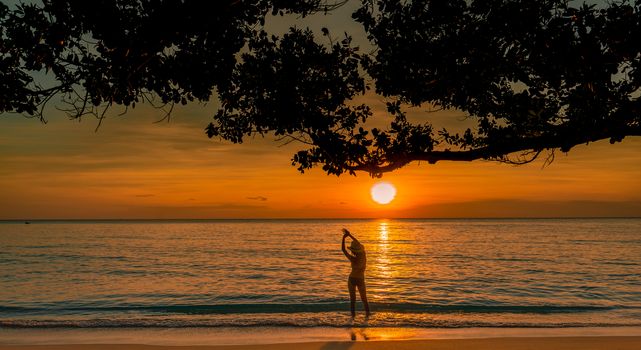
top-left (341, 228), bottom-right (371, 318)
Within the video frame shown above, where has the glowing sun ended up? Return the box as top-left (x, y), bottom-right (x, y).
top-left (371, 182), bottom-right (397, 205)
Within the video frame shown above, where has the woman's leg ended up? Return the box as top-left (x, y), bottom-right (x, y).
top-left (348, 278), bottom-right (356, 317)
top-left (356, 279), bottom-right (370, 317)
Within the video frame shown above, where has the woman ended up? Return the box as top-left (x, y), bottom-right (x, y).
top-left (341, 228), bottom-right (371, 318)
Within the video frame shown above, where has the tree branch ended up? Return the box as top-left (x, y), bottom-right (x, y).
top-left (350, 127), bottom-right (641, 175)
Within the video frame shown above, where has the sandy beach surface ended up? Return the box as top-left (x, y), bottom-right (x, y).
top-left (2, 328), bottom-right (641, 350)
top-left (0, 336), bottom-right (641, 350)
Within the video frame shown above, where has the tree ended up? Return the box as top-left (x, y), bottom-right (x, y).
top-left (0, 0), bottom-right (333, 122)
top-left (2, 0), bottom-right (640, 177)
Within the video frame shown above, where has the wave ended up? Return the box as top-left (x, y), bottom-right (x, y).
top-left (0, 302), bottom-right (628, 316)
top-left (2, 303), bottom-right (639, 329)
top-left (2, 317), bottom-right (640, 329)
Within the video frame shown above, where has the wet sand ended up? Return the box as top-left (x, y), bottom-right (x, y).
top-left (1, 336), bottom-right (641, 350)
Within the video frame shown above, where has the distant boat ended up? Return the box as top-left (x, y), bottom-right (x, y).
top-left (24, 221), bottom-right (30, 224)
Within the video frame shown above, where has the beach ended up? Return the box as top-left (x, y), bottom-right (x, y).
top-left (1, 219), bottom-right (640, 348)
top-left (3, 0), bottom-right (641, 347)
top-left (2, 327), bottom-right (641, 349)
top-left (1, 336), bottom-right (641, 350)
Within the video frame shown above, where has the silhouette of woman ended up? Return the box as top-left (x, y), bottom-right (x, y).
top-left (341, 228), bottom-right (371, 318)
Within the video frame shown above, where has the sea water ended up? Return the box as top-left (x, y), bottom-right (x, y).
top-left (1, 219), bottom-right (640, 329)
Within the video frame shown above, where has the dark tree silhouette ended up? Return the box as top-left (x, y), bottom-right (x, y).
top-left (2, 0), bottom-right (640, 176)
top-left (0, 0), bottom-right (332, 122)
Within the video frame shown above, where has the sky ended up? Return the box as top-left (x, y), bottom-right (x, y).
top-left (1, 2), bottom-right (640, 219)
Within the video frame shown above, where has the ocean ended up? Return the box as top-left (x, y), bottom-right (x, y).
top-left (1, 218), bottom-right (640, 330)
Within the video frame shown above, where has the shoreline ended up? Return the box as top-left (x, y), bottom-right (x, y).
top-left (1, 336), bottom-right (641, 350)
top-left (2, 327), bottom-right (641, 347)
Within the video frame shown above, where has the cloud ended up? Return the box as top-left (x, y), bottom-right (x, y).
top-left (134, 194), bottom-right (155, 198)
top-left (246, 196), bottom-right (268, 201)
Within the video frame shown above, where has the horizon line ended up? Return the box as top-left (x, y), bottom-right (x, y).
top-left (2, 216), bottom-right (641, 222)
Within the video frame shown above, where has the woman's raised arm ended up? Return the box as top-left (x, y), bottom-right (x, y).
top-left (341, 231), bottom-right (354, 260)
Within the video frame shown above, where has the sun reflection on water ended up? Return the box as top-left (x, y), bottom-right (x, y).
top-left (373, 221), bottom-right (393, 280)
top-left (379, 221), bottom-right (389, 241)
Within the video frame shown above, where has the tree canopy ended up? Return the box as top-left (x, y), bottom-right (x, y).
top-left (2, 0), bottom-right (640, 177)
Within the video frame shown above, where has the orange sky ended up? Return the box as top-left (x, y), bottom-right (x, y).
top-left (1, 99), bottom-right (640, 219)
top-left (1, 3), bottom-right (640, 219)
